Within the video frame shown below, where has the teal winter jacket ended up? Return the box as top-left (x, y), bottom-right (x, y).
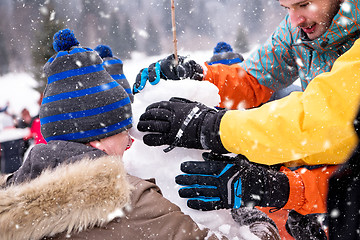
top-left (240, 0), bottom-right (360, 91)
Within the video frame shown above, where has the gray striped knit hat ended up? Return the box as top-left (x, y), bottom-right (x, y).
top-left (94, 45), bottom-right (134, 103)
top-left (40, 29), bottom-right (132, 143)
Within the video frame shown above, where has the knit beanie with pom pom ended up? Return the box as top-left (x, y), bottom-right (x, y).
top-left (95, 45), bottom-right (134, 103)
top-left (40, 29), bottom-right (132, 143)
top-left (207, 41), bottom-right (244, 66)
top-left (213, 42), bottom-right (234, 54)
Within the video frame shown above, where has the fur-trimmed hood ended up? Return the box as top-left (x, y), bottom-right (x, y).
top-left (0, 155), bottom-right (133, 240)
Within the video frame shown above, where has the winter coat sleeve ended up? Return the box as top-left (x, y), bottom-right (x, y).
top-left (203, 16), bottom-right (298, 110)
top-left (281, 165), bottom-right (339, 215)
top-left (120, 175), bottom-right (228, 240)
top-left (54, 175), bottom-right (228, 240)
top-left (239, 16), bottom-right (299, 91)
top-left (203, 63), bottom-right (274, 109)
top-left (218, 38), bottom-right (360, 166)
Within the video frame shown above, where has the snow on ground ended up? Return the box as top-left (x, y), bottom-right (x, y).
top-left (0, 73), bottom-right (40, 142)
top-left (0, 72), bottom-right (40, 117)
top-left (0, 50), bottom-right (262, 239)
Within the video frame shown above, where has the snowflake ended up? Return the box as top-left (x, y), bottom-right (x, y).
top-left (339, 17), bottom-right (350, 27)
top-left (341, 2), bottom-right (352, 13)
top-left (330, 208), bottom-right (340, 218)
top-left (75, 60), bottom-right (82, 67)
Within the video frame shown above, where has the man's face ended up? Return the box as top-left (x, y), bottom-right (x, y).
top-left (279, 0), bottom-right (342, 40)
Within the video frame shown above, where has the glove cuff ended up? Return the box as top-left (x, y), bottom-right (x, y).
top-left (200, 110), bottom-right (229, 154)
top-left (265, 171), bottom-right (290, 208)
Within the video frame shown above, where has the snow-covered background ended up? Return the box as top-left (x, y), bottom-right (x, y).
top-left (0, 50), bottom-right (262, 239)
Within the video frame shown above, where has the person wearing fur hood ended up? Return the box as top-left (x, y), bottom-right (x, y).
top-left (0, 29), bottom-right (281, 240)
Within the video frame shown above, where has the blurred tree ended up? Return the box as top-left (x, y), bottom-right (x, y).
top-left (0, 1), bottom-right (10, 76)
top-left (234, 26), bottom-right (249, 53)
top-left (176, 0), bottom-right (192, 33)
top-left (0, 0), bottom-right (285, 74)
top-left (32, 1), bottom-right (64, 92)
top-left (108, 12), bottom-right (136, 60)
top-left (108, 12), bottom-right (122, 56)
top-left (0, 32), bottom-right (9, 76)
top-left (144, 17), bottom-right (162, 56)
top-left (9, 0), bottom-right (43, 73)
top-left (192, 0), bottom-right (214, 36)
top-left (161, 0), bottom-right (174, 37)
top-left (79, 0), bottom-right (108, 46)
top-left (161, 0), bottom-right (193, 37)
top-left (241, 0), bottom-right (264, 41)
top-left (121, 16), bottom-right (137, 59)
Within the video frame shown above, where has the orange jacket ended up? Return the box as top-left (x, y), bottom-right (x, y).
top-left (281, 165), bottom-right (339, 215)
top-left (203, 62), bottom-right (273, 109)
top-left (256, 165), bottom-right (338, 240)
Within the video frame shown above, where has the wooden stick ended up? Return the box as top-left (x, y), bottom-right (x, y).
top-left (171, 0), bottom-right (178, 65)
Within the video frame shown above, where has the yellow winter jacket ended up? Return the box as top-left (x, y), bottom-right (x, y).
top-left (220, 38), bottom-right (360, 166)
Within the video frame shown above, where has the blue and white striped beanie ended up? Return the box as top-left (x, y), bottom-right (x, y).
top-left (40, 29), bottom-right (132, 143)
top-left (94, 45), bottom-right (134, 103)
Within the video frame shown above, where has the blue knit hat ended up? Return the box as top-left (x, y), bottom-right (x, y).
top-left (208, 41), bottom-right (244, 65)
top-left (213, 42), bottom-right (233, 54)
top-left (94, 44), bottom-right (113, 58)
top-left (40, 29), bottom-right (132, 143)
top-left (95, 45), bottom-right (134, 103)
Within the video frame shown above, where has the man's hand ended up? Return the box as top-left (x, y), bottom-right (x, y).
top-left (175, 152), bottom-right (290, 211)
top-left (132, 55), bottom-right (203, 94)
top-left (137, 97), bottom-right (227, 153)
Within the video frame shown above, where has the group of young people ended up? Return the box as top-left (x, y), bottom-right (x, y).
top-left (134, 0), bottom-right (360, 238)
top-left (1, 0), bottom-right (360, 239)
top-left (0, 29), bottom-right (279, 239)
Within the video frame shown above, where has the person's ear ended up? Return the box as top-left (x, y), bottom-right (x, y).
top-left (89, 140), bottom-right (105, 151)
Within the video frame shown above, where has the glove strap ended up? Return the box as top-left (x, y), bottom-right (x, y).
top-left (163, 105), bottom-right (203, 153)
top-left (150, 62), bottom-right (161, 85)
top-left (200, 110), bottom-right (229, 154)
top-left (133, 68), bottom-right (149, 93)
top-left (232, 176), bottom-right (242, 208)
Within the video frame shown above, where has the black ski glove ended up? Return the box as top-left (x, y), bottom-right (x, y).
top-left (137, 97), bottom-right (228, 153)
top-left (286, 210), bottom-right (327, 240)
top-left (133, 54), bottom-right (203, 94)
top-left (175, 152), bottom-right (290, 211)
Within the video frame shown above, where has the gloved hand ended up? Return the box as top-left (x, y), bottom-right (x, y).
top-left (231, 207), bottom-right (281, 240)
top-left (285, 210), bottom-right (327, 240)
top-left (133, 54), bottom-right (203, 94)
top-left (137, 97), bottom-right (228, 153)
top-left (175, 152), bottom-right (290, 211)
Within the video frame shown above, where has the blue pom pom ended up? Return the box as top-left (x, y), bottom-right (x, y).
top-left (94, 45), bottom-right (113, 58)
top-left (53, 29), bottom-right (80, 52)
top-left (213, 42), bottom-right (233, 54)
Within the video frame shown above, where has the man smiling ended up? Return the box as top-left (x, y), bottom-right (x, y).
top-left (281, 0), bottom-right (342, 40)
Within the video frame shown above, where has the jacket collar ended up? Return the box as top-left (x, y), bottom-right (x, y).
top-left (8, 140), bottom-right (106, 185)
top-left (0, 155), bottom-right (132, 240)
